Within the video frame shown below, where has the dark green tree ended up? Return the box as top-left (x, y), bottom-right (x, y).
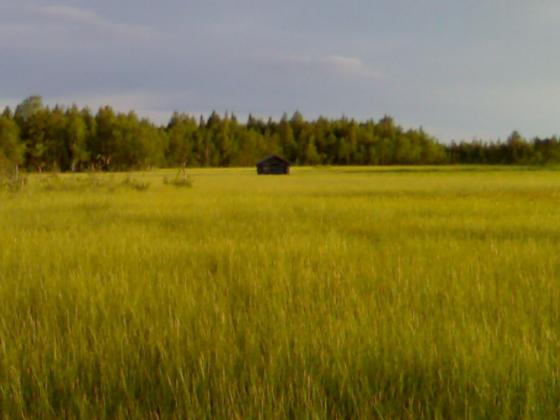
top-left (0, 116), bottom-right (24, 166)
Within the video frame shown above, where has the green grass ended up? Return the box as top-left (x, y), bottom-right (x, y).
top-left (2, 166), bottom-right (560, 418)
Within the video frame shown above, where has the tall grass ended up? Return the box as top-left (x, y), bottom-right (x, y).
top-left (1, 167), bottom-right (560, 418)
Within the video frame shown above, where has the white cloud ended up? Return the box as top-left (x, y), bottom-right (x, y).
top-left (26, 4), bottom-right (157, 41)
top-left (29, 5), bottom-right (101, 25)
top-left (322, 55), bottom-right (383, 80)
top-left (265, 53), bottom-right (383, 81)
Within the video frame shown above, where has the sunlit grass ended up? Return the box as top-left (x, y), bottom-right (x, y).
top-left (1, 166), bottom-right (560, 418)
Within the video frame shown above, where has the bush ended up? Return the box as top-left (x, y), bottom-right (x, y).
top-left (0, 162), bottom-right (26, 192)
top-left (163, 168), bottom-right (193, 188)
top-left (122, 175), bottom-right (150, 191)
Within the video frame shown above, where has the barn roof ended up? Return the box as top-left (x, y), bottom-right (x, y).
top-left (256, 155), bottom-right (290, 166)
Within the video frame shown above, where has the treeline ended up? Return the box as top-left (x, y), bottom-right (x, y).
top-left (448, 131), bottom-right (560, 165)
top-left (1, 96), bottom-right (560, 171)
top-left (0, 96), bottom-right (446, 171)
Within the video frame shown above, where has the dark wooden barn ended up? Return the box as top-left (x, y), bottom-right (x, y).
top-left (256, 155), bottom-right (290, 175)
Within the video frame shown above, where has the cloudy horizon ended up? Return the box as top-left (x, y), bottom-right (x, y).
top-left (2, 1), bottom-right (560, 142)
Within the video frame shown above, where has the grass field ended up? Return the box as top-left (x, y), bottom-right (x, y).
top-left (2, 166), bottom-right (560, 418)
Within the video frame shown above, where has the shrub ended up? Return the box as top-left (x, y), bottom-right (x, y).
top-left (0, 161), bottom-right (26, 192)
top-left (163, 168), bottom-right (193, 188)
top-left (122, 175), bottom-right (150, 191)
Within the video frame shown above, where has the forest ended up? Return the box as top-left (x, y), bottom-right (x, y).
top-left (1, 96), bottom-right (559, 171)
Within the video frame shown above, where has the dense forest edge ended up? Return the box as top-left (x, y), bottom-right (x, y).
top-left (1, 96), bottom-right (559, 172)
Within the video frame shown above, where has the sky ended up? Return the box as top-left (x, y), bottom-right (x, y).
top-left (1, 0), bottom-right (560, 142)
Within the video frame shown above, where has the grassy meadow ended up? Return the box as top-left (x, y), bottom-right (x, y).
top-left (2, 166), bottom-right (560, 418)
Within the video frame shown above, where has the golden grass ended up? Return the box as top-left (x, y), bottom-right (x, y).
top-left (1, 166), bottom-right (560, 418)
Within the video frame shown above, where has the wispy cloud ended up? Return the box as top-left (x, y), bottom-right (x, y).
top-left (49, 90), bottom-right (199, 125)
top-left (321, 55), bottom-right (383, 80)
top-left (29, 5), bottom-right (102, 25)
top-left (266, 53), bottom-right (383, 80)
top-left (27, 4), bottom-right (157, 40)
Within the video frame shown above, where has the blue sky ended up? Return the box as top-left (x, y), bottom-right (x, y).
top-left (1, 0), bottom-right (560, 141)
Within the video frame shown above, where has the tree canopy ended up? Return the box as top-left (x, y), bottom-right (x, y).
top-left (3, 96), bottom-right (560, 171)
